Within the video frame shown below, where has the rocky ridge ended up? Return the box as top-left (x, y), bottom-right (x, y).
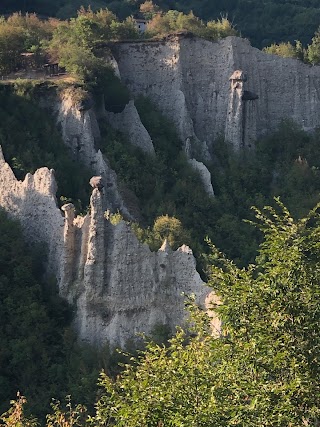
top-left (4, 34), bottom-right (316, 347)
top-left (111, 35), bottom-right (320, 150)
top-left (0, 147), bottom-right (211, 347)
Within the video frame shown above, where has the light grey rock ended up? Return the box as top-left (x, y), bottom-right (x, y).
top-left (89, 176), bottom-right (104, 190)
top-left (225, 70), bottom-right (246, 150)
top-left (112, 35), bottom-right (320, 151)
top-left (0, 148), bottom-right (213, 347)
top-left (73, 191), bottom-right (212, 347)
top-left (105, 100), bottom-right (155, 155)
top-left (188, 158), bottom-right (215, 197)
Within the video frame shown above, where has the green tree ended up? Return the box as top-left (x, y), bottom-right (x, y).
top-left (47, 7), bottom-right (135, 108)
top-left (307, 27), bottom-right (320, 64)
top-left (0, 13), bottom-right (55, 74)
top-left (139, 1), bottom-right (160, 20)
top-left (146, 9), bottom-right (237, 40)
top-left (152, 214), bottom-right (189, 249)
top-left (0, 393), bottom-right (38, 427)
top-left (94, 199), bottom-right (320, 426)
top-left (206, 199), bottom-right (320, 425)
top-left (264, 41), bottom-right (301, 59)
top-left (95, 304), bottom-right (216, 427)
top-left (205, 17), bottom-right (238, 40)
top-left (0, 20), bottom-right (25, 74)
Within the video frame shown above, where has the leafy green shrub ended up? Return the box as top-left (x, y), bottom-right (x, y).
top-left (0, 393), bottom-right (38, 427)
top-left (99, 201), bottom-right (320, 426)
top-left (145, 10), bottom-right (237, 39)
top-left (263, 41), bottom-right (304, 59)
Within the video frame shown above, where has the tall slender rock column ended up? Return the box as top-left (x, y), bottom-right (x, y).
top-left (84, 188), bottom-right (106, 298)
top-left (225, 70), bottom-right (246, 149)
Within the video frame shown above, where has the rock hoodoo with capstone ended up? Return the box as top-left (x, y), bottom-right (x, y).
top-left (0, 147), bottom-right (213, 347)
top-left (89, 176), bottom-right (104, 191)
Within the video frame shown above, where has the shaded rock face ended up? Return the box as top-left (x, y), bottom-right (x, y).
top-left (0, 149), bottom-right (212, 347)
top-left (0, 146), bottom-right (65, 281)
top-left (105, 100), bottom-right (155, 155)
top-left (112, 35), bottom-right (320, 150)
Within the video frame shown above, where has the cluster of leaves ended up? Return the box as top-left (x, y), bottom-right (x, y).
top-left (108, 210), bottom-right (191, 250)
top-left (0, 13), bottom-right (56, 74)
top-left (264, 28), bottom-right (320, 64)
top-left (132, 214), bottom-right (191, 250)
top-left (0, 83), bottom-right (91, 211)
top-left (143, 7), bottom-right (238, 40)
top-left (5, 201), bottom-right (320, 426)
top-left (204, 200), bottom-right (320, 425)
top-left (0, 393), bottom-right (38, 427)
top-left (263, 40), bottom-right (305, 60)
top-left (2, 0), bottom-right (320, 48)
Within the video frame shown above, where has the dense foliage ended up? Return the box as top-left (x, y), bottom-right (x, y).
top-left (4, 200), bottom-right (320, 426)
top-left (91, 200), bottom-right (320, 426)
top-left (0, 13), bottom-right (56, 74)
top-left (0, 7), bottom-right (236, 80)
top-left (143, 8), bottom-right (237, 40)
top-left (1, 0), bottom-right (320, 48)
top-left (263, 29), bottom-right (320, 64)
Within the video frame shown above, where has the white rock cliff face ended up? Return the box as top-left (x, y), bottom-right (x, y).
top-left (56, 90), bottom-right (132, 217)
top-left (112, 35), bottom-right (320, 150)
top-left (74, 190), bottom-right (209, 347)
top-left (0, 149), bottom-right (211, 347)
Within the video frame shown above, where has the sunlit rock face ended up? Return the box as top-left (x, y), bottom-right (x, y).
top-left (112, 35), bottom-right (320, 150)
top-left (56, 89), bottom-right (131, 217)
top-left (0, 149), bottom-right (212, 347)
top-left (73, 190), bottom-right (211, 347)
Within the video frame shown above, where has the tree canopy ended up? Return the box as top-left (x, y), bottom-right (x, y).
top-left (4, 199), bottom-right (320, 426)
top-left (1, 0), bottom-right (320, 48)
top-left (91, 199), bottom-right (320, 426)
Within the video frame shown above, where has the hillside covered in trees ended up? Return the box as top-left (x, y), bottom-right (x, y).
top-left (1, 0), bottom-right (320, 47)
top-left (2, 1), bottom-right (320, 425)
